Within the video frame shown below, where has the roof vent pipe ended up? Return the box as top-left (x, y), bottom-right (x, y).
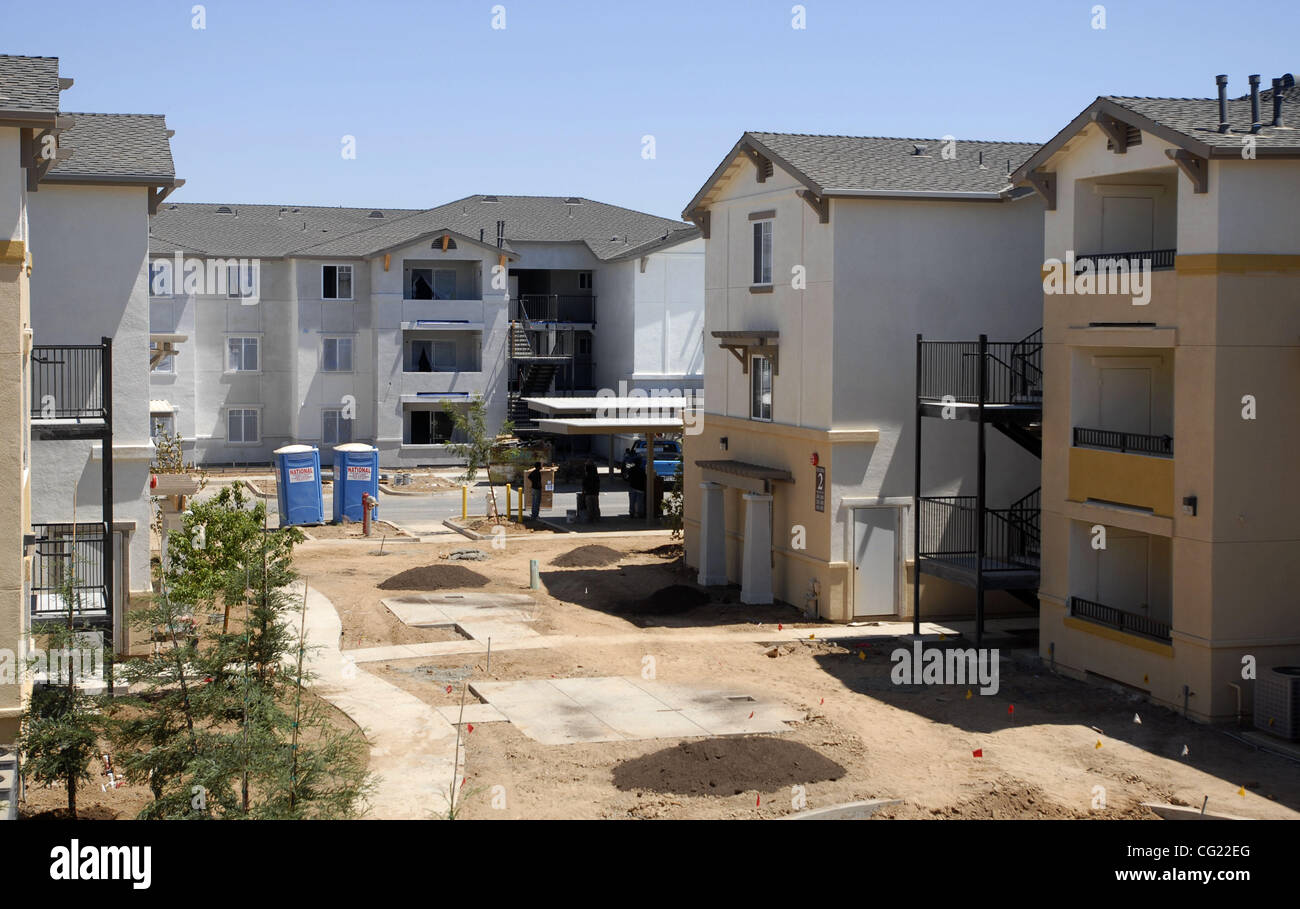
top-left (1216, 74), bottom-right (1230, 133)
top-left (1249, 74), bottom-right (1262, 133)
top-left (1273, 78), bottom-right (1284, 127)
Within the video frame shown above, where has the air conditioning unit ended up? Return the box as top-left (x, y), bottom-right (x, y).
top-left (1254, 666), bottom-right (1300, 740)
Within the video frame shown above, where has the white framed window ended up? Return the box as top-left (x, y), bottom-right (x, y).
top-left (227, 337), bottom-right (259, 372)
top-left (408, 339), bottom-right (457, 372)
top-left (750, 354), bottom-right (772, 421)
top-left (227, 408), bottom-right (259, 444)
top-left (322, 264), bottom-right (353, 301)
top-left (150, 412), bottom-right (175, 441)
top-left (151, 347), bottom-right (175, 374)
top-left (322, 336), bottom-right (354, 372)
top-left (752, 220), bottom-right (773, 285)
top-left (227, 262), bottom-right (258, 299)
top-left (322, 408), bottom-right (353, 445)
top-left (578, 270), bottom-right (593, 290)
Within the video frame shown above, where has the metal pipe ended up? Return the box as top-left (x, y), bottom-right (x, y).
top-left (1273, 78), bottom-right (1285, 128)
top-left (1216, 75), bottom-right (1230, 133)
top-left (1249, 75), bottom-right (1262, 132)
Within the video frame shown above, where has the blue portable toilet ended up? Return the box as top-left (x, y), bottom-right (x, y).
top-left (332, 443), bottom-right (380, 523)
top-left (273, 444), bottom-right (324, 527)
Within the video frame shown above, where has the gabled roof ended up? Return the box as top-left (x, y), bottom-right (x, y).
top-left (46, 113), bottom-right (177, 184)
top-left (0, 55), bottom-right (61, 122)
top-left (605, 225), bottom-right (702, 261)
top-left (684, 130), bottom-right (1039, 217)
top-left (150, 194), bottom-right (693, 261)
top-left (1012, 85), bottom-right (1300, 182)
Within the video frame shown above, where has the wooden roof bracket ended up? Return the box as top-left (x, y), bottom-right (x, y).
top-left (1167, 149), bottom-right (1209, 194)
top-left (743, 146), bottom-right (772, 182)
top-left (1092, 111), bottom-right (1129, 153)
top-left (796, 189), bottom-right (829, 223)
top-left (1025, 169), bottom-right (1056, 210)
top-left (688, 209), bottom-right (710, 239)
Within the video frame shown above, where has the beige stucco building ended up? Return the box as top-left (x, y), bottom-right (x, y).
top-left (681, 132), bottom-right (1044, 622)
top-left (1013, 76), bottom-right (1300, 721)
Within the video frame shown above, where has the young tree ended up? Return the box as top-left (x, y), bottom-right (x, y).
top-left (446, 399), bottom-right (516, 523)
top-left (109, 485), bottom-right (369, 818)
top-left (20, 550), bottom-right (104, 818)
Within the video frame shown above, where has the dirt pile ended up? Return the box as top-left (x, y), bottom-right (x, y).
top-left (612, 736), bottom-right (846, 796)
top-left (551, 544), bottom-right (624, 568)
top-left (377, 564), bottom-right (490, 591)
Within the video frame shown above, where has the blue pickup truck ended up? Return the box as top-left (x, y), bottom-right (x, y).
top-left (622, 439), bottom-right (683, 487)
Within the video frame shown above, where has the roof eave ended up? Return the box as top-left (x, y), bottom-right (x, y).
top-left (681, 132), bottom-right (826, 220)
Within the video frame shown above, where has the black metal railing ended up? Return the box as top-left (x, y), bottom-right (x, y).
top-left (1074, 249), bottom-right (1176, 273)
top-left (917, 329), bottom-right (1043, 404)
top-left (1070, 596), bottom-right (1171, 642)
top-left (1073, 426), bottom-right (1173, 457)
top-left (30, 344), bottom-right (107, 420)
top-left (30, 522), bottom-right (110, 624)
top-left (917, 496), bottom-right (1039, 569)
top-left (515, 294), bottom-right (596, 324)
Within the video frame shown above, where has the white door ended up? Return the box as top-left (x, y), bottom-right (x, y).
top-left (853, 507), bottom-right (898, 616)
top-left (1101, 196), bottom-right (1154, 251)
top-left (1099, 368), bottom-right (1151, 435)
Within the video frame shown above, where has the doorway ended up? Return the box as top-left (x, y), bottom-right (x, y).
top-left (853, 506), bottom-right (899, 616)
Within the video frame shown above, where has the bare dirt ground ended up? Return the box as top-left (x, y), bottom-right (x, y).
top-left (305, 520), bottom-right (411, 541)
top-left (294, 535), bottom-right (1300, 820)
top-left (381, 472), bottom-right (460, 493)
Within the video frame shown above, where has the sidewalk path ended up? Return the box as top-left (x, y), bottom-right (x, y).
top-left (295, 582), bottom-right (462, 819)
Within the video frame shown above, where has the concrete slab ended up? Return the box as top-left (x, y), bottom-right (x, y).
top-left (470, 677), bottom-right (802, 745)
top-left (435, 703), bottom-right (509, 725)
top-left (1142, 802), bottom-right (1251, 821)
top-left (382, 595), bottom-right (537, 627)
top-left (782, 799), bottom-right (903, 820)
top-left (456, 619), bottom-right (540, 642)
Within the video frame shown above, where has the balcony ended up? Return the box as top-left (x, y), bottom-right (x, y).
top-left (916, 491), bottom-right (1040, 590)
top-left (29, 522), bottom-right (110, 627)
top-left (1068, 439), bottom-right (1174, 516)
top-left (1073, 248), bottom-right (1176, 274)
top-left (515, 293), bottom-right (596, 324)
top-left (30, 341), bottom-right (111, 439)
top-left (1070, 595), bottom-right (1171, 643)
top-left (1073, 426), bottom-right (1172, 457)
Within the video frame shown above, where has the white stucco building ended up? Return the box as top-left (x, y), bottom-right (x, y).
top-left (681, 132), bottom-right (1045, 622)
top-left (148, 196), bottom-right (703, 467)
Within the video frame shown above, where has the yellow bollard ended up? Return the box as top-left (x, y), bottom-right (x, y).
top-left (516, 485), bottom-right (523, 523)
top-left (461, 484), bottom-right (468, 520)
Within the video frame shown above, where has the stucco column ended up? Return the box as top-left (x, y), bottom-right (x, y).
top-left (741, 492), bottom-right (773, 605)
top-left (697, 482), bottom-right (727, 586)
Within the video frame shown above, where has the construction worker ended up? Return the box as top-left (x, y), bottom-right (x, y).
top-left (527, 461), bottom-right (543, 520)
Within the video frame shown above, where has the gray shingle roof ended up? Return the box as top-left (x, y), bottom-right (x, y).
top-left (747, 132), bottom-right (1039, 195)
top-left (151, 195), bottom-right (692, 260)
top-left (48, 113), bottom-right (176, 183)
top-left (0, 55), bottom-right (60, 117)
top-left (149, 204), bottom-right (423, 257)
top-left (1105, 86), bottom-right (1300, 150)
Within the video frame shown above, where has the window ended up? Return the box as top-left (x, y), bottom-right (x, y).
top-left (409, 339), bottom-right (457, 372)
top-left (151, 347), bottom-right (175, 374)
top-left (323, 337), bottom-right (354, 372)
top-left (227, 408), bottom-right (259, 443)
top-left (322, 264), bottom-right (353, 301)
top-left (578, 271), bottom-right (593, 290)
top-left (408, 410), bottom-right (455, 445)
top-left (322, 408), bottom-right (352, 445)
top-left (227, 337), bottom-right (259, 372)
top-left (406, 267), bottom-right (457, 300)
top-left (227, 262), bottom-right (258, 299)
top-left (750, 355), bottom-right (772, 421)
top-left (150, 413), bottom-right (174, 441)
top-left (752, 220), bottom-right (773, 285)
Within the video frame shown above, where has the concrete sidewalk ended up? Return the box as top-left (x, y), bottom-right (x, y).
top-left (295, 582), bottom-right (462, 819)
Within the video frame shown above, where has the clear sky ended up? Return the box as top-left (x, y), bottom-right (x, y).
top-left (8, 0), bottom-right (1297, 220)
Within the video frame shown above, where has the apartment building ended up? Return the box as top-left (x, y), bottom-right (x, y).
top-left (0, 55), bottom-right (52, 745)
top-left (0, 54), bottom-right (178, 736)
top-left (1012, 75), bottom-right (1300, 721)
top-left (681, 132), bottom-right (1044, 621)
top-left (147, 196), bottom-right (702, 467)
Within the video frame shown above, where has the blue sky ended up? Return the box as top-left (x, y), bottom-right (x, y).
top-left (9, 0), bottom-right (1297, 219)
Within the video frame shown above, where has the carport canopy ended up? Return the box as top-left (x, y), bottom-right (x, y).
top-left (531, 415), bottom-right (685, 524)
